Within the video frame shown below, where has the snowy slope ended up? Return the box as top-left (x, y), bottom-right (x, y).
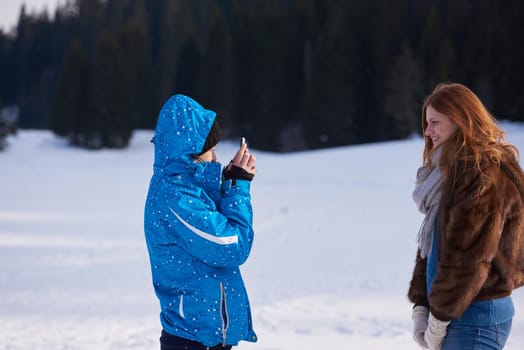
top-left (1, 123), bottom-right (523, 349)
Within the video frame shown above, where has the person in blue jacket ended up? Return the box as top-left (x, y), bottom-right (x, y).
top-left (144, 94), bottom-right (257, 349)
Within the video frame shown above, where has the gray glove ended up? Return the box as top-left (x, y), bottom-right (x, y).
top-left (412, 305), bottom-right (429, 349)
top-left (424, 312), bottom-right (450, 350)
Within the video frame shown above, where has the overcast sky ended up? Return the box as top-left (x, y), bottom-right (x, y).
top-left (0, 0), bottom-right (61, 32)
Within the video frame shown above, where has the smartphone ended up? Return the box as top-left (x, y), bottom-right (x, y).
top-left (240, 137), bottom-right (247, 146)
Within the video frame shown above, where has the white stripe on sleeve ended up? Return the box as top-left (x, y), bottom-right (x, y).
top-left (169, 207), bottom-right (239, 245)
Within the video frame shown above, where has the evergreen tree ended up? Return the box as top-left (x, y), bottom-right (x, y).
top-left (103, 0), bottom-right (133, 30)
top-left (235, 0), bottom-right (304, 151)
top-left (89, 31), bottom-right (132, 148)
top-left (460, 0), bottom-right (497, 111)
top-left (174, 38), bottom-right (200, 97)
top-left (75, 0), bottom-right (104, 51)
top-left (489, 1), bottom-right (524, 121)
top-left (0, 98), bottom-right (7, 150)
top-left (302, 0), bottom-right (359, 148)
top-left (384, 43), bottom-right (424, 138)
top-left (52, 39), bottom-right (90, 141)
top-left (353, 0), bottom-right (415, 144)
top-left (12, 6), bottom-right (56, 128)
top-left (118, 16), bottom-right (154, 129)
top-left (0, 32), bottom-right (12, 105)
top-left (196, 7), bottom-right (238, 136)
top-left (155, 0), bottom-right (208, 104)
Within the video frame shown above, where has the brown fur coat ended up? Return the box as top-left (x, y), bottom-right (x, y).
top-left (408, 153), bottom-right (524, 321)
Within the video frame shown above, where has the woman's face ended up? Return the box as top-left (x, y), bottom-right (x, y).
top-left (425, 105), bottom-right (457, 148)
top-left (197, 146), bottom-right (217, 162)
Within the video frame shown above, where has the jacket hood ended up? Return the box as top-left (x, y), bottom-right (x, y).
top-left (151, 94), bottom-right (216, 175)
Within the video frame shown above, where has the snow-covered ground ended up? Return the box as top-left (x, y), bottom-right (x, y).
top-left (1, 123), bottom-right (523, 350)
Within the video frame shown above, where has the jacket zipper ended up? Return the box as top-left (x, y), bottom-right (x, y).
top-left (219, 282), bottom-right (229, 346)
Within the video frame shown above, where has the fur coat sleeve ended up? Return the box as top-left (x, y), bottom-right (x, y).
top-left (407, 249), bottom-right (429, 308)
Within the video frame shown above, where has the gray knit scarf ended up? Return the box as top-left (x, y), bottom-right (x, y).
top-left (412, 148), bottom-right (443, 258)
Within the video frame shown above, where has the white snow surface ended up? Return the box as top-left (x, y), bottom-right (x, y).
top-left (1, 123), bottom-right (524, 350)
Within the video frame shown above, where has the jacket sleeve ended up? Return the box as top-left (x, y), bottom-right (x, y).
top-left (408, 249), bottom-right (429, 308)
top-left (429, 169), bottom-right (505, 321)
top-left (164, 179), bottom-right (254, 268)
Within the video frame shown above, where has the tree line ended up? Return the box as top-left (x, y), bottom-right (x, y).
top-left (0, 0), bottom-right (523, 151)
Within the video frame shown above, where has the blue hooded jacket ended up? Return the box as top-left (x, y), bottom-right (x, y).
top-left (144, 95), bottom-right (257, 346)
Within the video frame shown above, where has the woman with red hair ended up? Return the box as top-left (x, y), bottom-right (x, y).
top-left (408, 82), bottom-right (524, 349)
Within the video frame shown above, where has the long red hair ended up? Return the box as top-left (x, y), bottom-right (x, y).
top-left (421, 82), bottom-right (519, 177)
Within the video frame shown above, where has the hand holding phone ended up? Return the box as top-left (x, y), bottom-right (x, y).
top-left (227, 136), bottom-right (256, 177)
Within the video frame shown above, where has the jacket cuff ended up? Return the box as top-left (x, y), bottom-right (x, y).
top-left (222, 178), bottom-right (251, 192)
top-left (409, 294), bottom-right (429, 308)
top-left (429, 306), bottom-right (452, 322)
